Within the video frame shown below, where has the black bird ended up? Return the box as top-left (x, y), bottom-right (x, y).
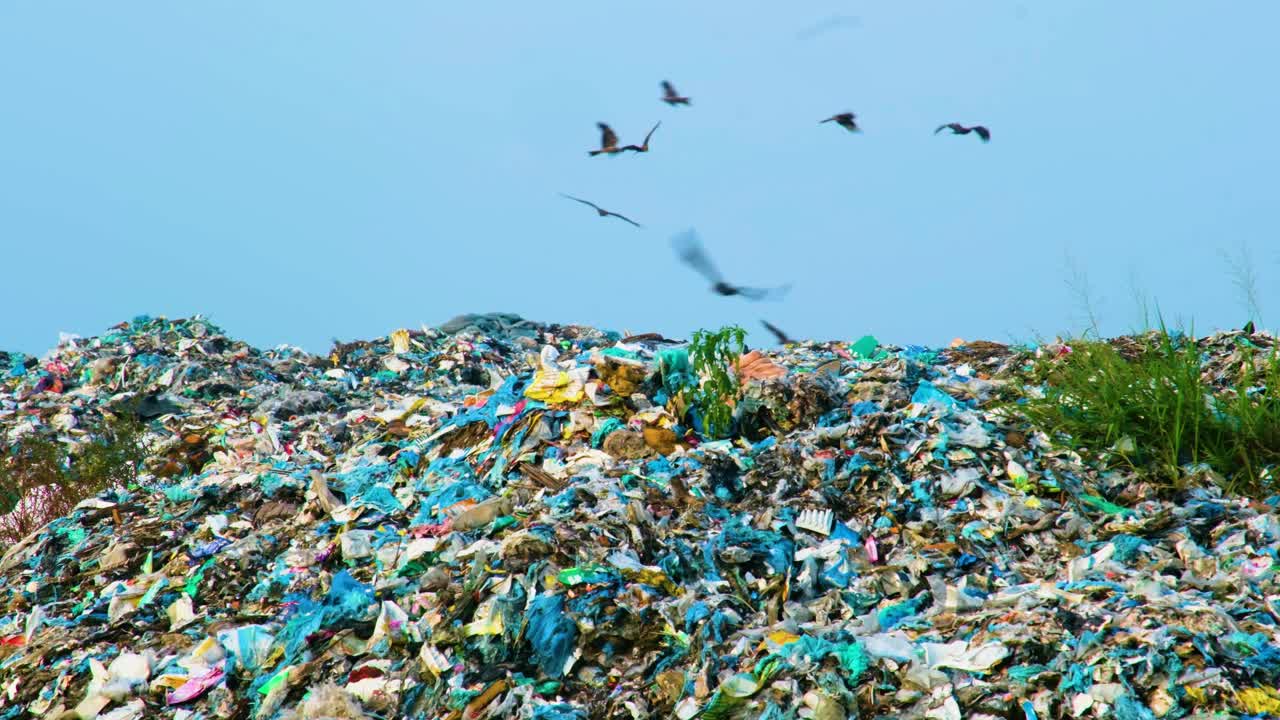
top-left (560, 194), bottom-right (642, 228)
top-left (1243, 320), bottom-right (1256, 334)
top-left (622, 122), bottom-right (661, 153)
top-left (588, 123), bottom-right (623, 156)
top-left (761, 320), bottom-right (796, 345)
top-left (661, 81), bottom-right (691, 106)
top-left (935, 123), bottom-right (991, 142)
top-left (821, 112), bottom-right (860, 132)
top-left (671, 229), bottom-right (791, 300)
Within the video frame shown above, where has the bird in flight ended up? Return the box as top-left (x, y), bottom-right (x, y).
top-left (588, 123), bottom-right (624, 156)
top-left (794, 14), bottom-right (860, 42)
top-left (935, 123), bottom-right (991, 142)
top-left (761, 320), bottom-right (796, 345)
top-left (671, 229), bottom-right (791, 300)
top-left (559, 194), bottom-right (642, 228)
top-left (622, 122), bottom-right (661, 153)
top-left (661, 81), bottom-right (691, 106)
top-left (820, 112), bottom-right (860, 132)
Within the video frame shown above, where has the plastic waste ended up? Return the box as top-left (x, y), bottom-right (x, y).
top-left (0, 315), bottom-right (1276, 719)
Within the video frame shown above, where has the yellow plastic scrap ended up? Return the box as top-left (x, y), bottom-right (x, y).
top-left (463, 599), bottom-right (505, 636)
top-left (390, 329), bottom-right (411, 354)
top-left (1237, 687), bottom-right (1280, 714)
top-left (420, 644), bottom-right (451, 677)
top-left (624, 567), bottom-right (679, 595)
top-left (151, 674), bottom-right (193, 694)
top-left (758, 630), bottom-right (801, 653)
top-left (263, 644), bottom-right (285, 670)
top-left (185, 636), bottom-right (223, 667)
top-left (407, 396), bottom-right (428, 416)
top-left (525, 370), bottom-right (587, 404)
top-left (1181, 685), bottom-right (1206, 705)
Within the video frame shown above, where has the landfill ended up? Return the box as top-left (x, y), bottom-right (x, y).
top-left (1, 313), bottom-right (1279, 719)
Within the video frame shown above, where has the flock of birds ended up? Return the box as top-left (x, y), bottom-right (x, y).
top-left (559, 80), bottom-right (991, 345)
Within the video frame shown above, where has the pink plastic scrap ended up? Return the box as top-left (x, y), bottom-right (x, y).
top-left (412, 520), bottom-right (453, 538)
top-left (166, 665), bottom-right (226, 705)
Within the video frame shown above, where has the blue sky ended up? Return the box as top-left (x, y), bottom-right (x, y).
top-left (2, 2), bottom-right (1277, 355)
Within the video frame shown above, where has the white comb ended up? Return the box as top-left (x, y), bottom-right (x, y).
top-left (796, 508), bottom-right (833, 536)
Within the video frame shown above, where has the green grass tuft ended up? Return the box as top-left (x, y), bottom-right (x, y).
top-left (1015, 328), bottom-right (1280, 496)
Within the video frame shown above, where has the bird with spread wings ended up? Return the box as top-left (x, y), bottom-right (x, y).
top-left (761, 320), bottom-right (796, 345)
top-left (820, 112), bottom-right (860, 132)
top-left (588, 123), bottom-right (624, 156)
top-left (661, 81), bottom-right (691, 106)
top-left (622, 122), bottom-right (661, 154)
top-left (935, 123), bottom-right (991, 142)
top-left (560, 194), bottom-right (643, 228)
top-left (671, 229), bottom-right (791, 300)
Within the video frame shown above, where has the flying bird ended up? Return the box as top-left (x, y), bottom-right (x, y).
top-left (671, 229), bottom-right (791, 301)
top-left (820, 112), bottom-right (860, 132)
top-left (559, 194), bottom-right (642, 228)
top-left (588, 123), bottom-right (624, 156)
top-left (661, 81), bottom-right (691, 106)
top-left (622, 122), bottom-right (661, 153)
top-left (935, 123), bottom-right (991, 142)
top-left (761, 320), bottom-right (795, 345)
top-left (794, 14), bottom-right (861, 41)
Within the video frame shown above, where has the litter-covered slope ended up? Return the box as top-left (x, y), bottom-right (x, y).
top-left (2, 314), bottom-right (1279, 720)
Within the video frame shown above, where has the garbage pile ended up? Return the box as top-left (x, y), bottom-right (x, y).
top-left (2, 314), bottom-right (1280, 719)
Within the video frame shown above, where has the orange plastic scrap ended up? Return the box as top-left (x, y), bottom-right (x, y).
top-left (736, 350), bottom-right (787, 386)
